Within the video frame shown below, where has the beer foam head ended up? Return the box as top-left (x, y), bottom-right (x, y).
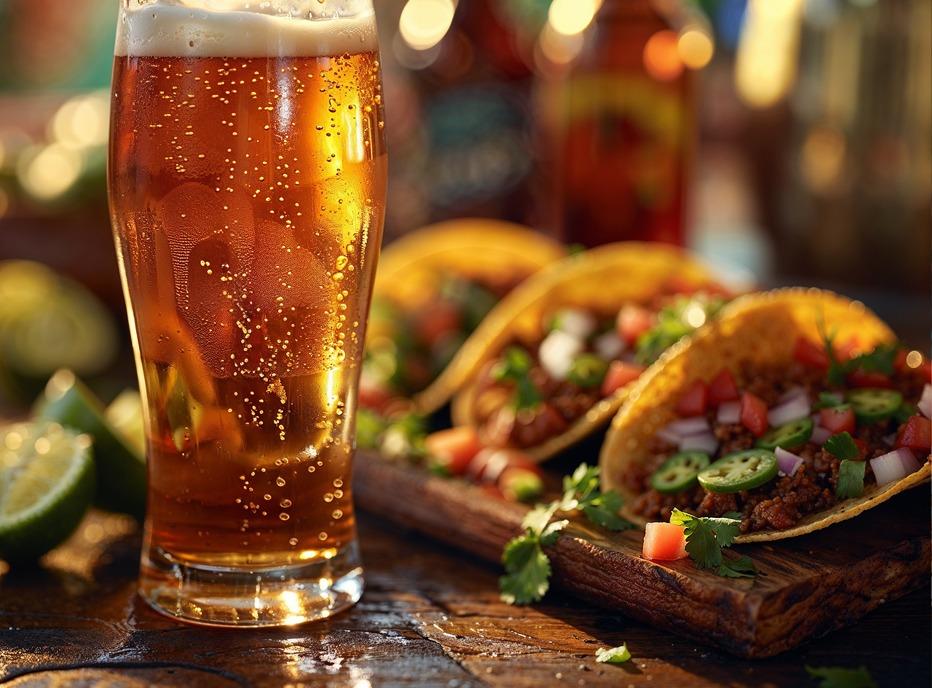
top-left (115, 0), bottom-right (377, 57)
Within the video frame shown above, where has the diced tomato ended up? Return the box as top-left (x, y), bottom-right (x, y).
top-left (675, 380), bottom-right (709, 416)
top-left (424, 427), bottom-right (482, 476)
top-left (617, 305), bottom-right (654, 345)
top-left (601, 361), bottom-right (645, 396)
top-left (642, 522), bottom-right (688, 561)
top-left (740, 392), bottom-right (769, 437)
top-left (896, 415), bottom-right (931, 451)
top-left (819, 406), bottom-right (856, 435)
top-left (847, 370), bottom-right (893, 389)
top-left (414, 301), bottom-right (463, 349)
top-left (852, 438), bottom-right (869, 461)
top-left (793, 337), bottom-right (829, 369)
top-left (708, 369), bottom-right (740, 406)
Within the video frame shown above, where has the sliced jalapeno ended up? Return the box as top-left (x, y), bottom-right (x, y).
top-left (846, 388), bottom-right (902, 424)
top-left (649, 451), bottom-right (711, 494)
top-left (756, 417), bottom-right (814, 450)
top-left (698, 449), bottom-right (778, 494)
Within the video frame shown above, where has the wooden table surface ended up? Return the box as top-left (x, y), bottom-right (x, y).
top-left (0, 508), bottom-right (928, 688)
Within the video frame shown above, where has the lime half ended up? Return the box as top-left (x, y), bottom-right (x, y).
top-left (0, 422), bottom-right (95, 563)
top-left (106, 389), bottom-right (147, 457)
top-left (37, 370), bottom-right (146, 519)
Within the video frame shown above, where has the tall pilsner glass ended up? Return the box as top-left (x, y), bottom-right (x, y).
top-left (108, 0), bottom-right (386, 626)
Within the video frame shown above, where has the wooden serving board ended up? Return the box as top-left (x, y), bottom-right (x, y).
top-left (354, 450), bottom-right (930, 659)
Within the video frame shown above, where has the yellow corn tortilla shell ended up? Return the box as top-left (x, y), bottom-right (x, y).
top-left (599, 288), bottom-right (929, 543)
top-left (372, 219), bottom-right (565, 413)
top-left (449, 242), bottom-right (718, 461)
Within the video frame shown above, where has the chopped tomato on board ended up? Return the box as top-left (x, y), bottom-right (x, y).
top-left (616, 305), bottom-right (654, 345)
top-left (601, 361), bottom-right (645, 397)
top-left (819, 406), bottom-right (856, 435)
top-left (708, 369), bottom-right (739, 405)
top-left (740, 392), bottom-right (769, 437)
top-left (896, 416), bottom-right (931, 451)
top-left (793, 337), bottom-right (829, 369)
top-left (675, 380), bottom-right (709, 416)
top-left (642, 522), bottom-right (688, 561)
top-left (424, 427), bottom-right (482, 476)
top-left (847, 370), bottom-right (893, 389)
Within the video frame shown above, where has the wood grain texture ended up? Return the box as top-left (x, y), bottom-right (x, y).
top-left (354, 450), bottom-right (931, 658)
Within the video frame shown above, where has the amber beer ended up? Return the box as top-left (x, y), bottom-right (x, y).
top-left (108, 1), bottom-right (386, 626)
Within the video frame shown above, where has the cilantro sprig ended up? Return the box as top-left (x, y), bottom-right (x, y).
top-left (500, 464), bottom-right (632, 604)
top-left (493, 346), bottom-right (543, 411)
top-left (670, 509), bottom-right (757, 579)
top-left (806, 665), bottom-right (877, 688)
top-left (595, 643), bottom-right (631, 664)
top-left (824, 431), bottom-right (866, 499)
top-left (819, 325), bottom-right (898, 387)
top-left (635, 295), bottom-right (725, 365)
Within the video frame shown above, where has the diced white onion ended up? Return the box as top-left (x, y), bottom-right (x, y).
top-left (918, 384), bottom-right (932, 419)
top-left (594, 331), bottom-right (625, 361)
top-left (664, 416), bottom-right (710, 438)
top-left (552, 308), bottom-right (596, 339)
top-left (539, 330), bottom-right (583, 381)
top-left (768, 395), bottom-right (811, 427)
top-left (811, 426), bottom-right (832, 445)
top-left (779, 386), bottom-right (807, 404)
top-left (870, 448), bottom-right (920, 487)
top-left (775, 447), bottom-right (803, 477)
top-left (679, 432), bottom-right (718, 454)
top-left (716, 401), bottom-right (740, 424)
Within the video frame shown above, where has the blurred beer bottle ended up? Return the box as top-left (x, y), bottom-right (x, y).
top-left (538, 0), bottom-right (703, 247)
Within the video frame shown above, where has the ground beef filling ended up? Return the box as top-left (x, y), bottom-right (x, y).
top-left (631, 363), bottom-right (929, 533)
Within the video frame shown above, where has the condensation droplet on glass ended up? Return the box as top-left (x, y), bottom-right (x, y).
top-left (275, 477), bottom-right (286, 487)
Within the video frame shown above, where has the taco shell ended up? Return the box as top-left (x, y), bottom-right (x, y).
top-left (599, 288), bottom-right (929, 543)
top-left (449, 242), bottom-right (718, 461)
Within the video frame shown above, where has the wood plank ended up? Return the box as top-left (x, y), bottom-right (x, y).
top-left (354, 450), bottom-right (931, 658)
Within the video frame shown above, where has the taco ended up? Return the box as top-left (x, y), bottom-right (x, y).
top-left (450, 243), bottom-right (729, 462)
top-left (600, 289), bottom-right (931, 543)
top-left (361, 219), bottom-right (565, 414)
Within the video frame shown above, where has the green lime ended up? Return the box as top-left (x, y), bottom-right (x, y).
top-left (756, 418), bottom-right (814, 450)
top-left (846, 388), bottom-right (903, 424)
top-left (650, 451), bottom-right (711, 494)
top-left (0, 421), bottom-right (95, 563)
top-left (698, 449), bottom-right (778, 494)
top-left (106, 389), bottom-right (147, 457)
top-left (36, 370), bottom-right (146, 519)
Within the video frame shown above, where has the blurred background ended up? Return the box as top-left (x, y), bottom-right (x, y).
top-left (0, 0), bottom-right (928, 410)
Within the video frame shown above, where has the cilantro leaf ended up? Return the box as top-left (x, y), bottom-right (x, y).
top-left (849, 344), bottom-right (897, 375)
top-left (582, 491), bottom-right (633, 532)
top-left (561, 464), bottom-right (633, 531)
top-left (836, 459), bottom-right (866, 499)
top-left (595, 643), bottom-right (631, 664)
top-left (717, 555), bottom-right (757, 578)
top-left (513, 375), bottom-right (543, 411)
top-left (493, 346), bottom-right (542, 411)
top-left (499, 535), bottom-right (552, 605)
top-left (561, 463), bottom-right (600, 508)
top-left (670, 509), bottom-right (751, 576)
top-left (805, 665), bottom-right (877, 688)
top-left (824, 432), bottom-right (859, 461)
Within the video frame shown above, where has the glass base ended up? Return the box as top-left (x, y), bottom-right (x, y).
top-left (139, 542), bottom-right (363, 627)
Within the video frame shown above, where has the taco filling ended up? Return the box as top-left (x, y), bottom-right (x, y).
top-left (626, 338), bottom-right (931, 534)
top-left (361, 273), bottom-right (522, 411)
top-left (469, 285), bottom-right (727, 450)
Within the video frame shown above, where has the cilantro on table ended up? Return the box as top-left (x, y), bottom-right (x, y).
top-left (595, 643), bottom-right (631, 664)
top-left (499, 464), bottom-right (632, 605)
top-left (805, 665), bottom-right (877, 688)
top-left (493, 346), bottom-right (543, 411)
top-left (670, 509), bottom-right (757, 579)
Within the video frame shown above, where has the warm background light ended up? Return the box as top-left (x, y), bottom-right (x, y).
top-left (643, 30), bottom-right (683, 82)
top-left (735, 0), bottom-right (804, 108)
top-left (399, 0), bottom-right (456, 52)
top-left (547, 0), bottom-right (602, 38)
top-left (677, 27), bottom-right (714, 70)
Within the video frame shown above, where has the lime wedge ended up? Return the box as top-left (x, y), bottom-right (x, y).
top-left (106, 389), bottom-right (147, 457)
top-left (36, 370), bottom-right (146, 519)
top-left (0, 421), bottom-right (95, 563)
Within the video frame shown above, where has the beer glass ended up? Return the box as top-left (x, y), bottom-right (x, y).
top-left (108, 0), bottom-right (386, 626)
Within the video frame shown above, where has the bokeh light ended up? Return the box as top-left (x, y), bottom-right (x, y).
top-left (677, 27), bottom-right (715, 70)
top-left (547, 0), bottom-right (602, 37)
top-left (399, 0), bottom-right (456, 52)
top-left (16, 144), bottom-right (83, 201)
top-left (643, 30), bottom-right (683, 82)
top-left (735, 0), bottom-right (804, 108)
top-left (49, 91), bottom-right (110, 150)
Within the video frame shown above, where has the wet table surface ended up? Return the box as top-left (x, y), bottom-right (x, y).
top-left (0, 510), bottom-right (929, 688)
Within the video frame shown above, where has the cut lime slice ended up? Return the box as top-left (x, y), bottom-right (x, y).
top-left (36, 370), bottom-right (146, 519)
top-left (106, 389), bottom-right (147, 457)
top-left (0, 421), bottom-right (95, 563)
